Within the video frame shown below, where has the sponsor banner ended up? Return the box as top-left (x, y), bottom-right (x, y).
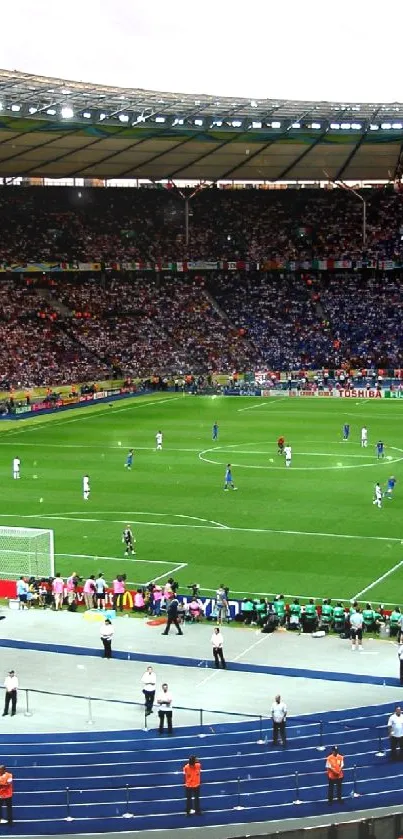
top-left (2, 258), bottom-right (403, 273)
top-left (15, 405), bottom-right (31, 415)
top-left (261, 389), bottom-right (285, 397)
top-left (294, 388), bottom-right (384, 398)
top-left (385, 390), bottom-right (403, 398)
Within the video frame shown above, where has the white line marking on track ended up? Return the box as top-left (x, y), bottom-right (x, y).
top-left (195, 634), bottom-right (269, 687)
top-left (351, 560), bottom-right (403, 600)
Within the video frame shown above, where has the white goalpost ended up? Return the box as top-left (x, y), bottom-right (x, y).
top-left (0, 527), bottom-right (54, 580)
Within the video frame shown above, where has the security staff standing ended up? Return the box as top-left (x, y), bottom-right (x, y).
top-left (2, 670), bottom-right (18, 717)
top-left (398, 645), bottom-right (403, 686)
top-left (141, 666), bottom-right (157, 715)
top-left (156, 683), bottom-right (173, 735)
top-left (270, 694), bottom-right (287, 746)
top-left (388, 705), bottom-right (403, 760)
top-left (0, 764), bottom-right (13, 825)
top-left (162, 596), bottom-right (183, 635)
top-left (326, 746), bottom-right (344, 804)
top-left (183, 755), bottom-right (202, 816)
top-left (211, 627), bottom-right (226, 668)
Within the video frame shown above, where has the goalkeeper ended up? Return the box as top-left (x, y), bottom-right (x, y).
top-left (122, 525), bottom-right (136, 556)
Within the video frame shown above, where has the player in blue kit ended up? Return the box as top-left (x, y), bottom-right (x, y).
top-left (212, 422), bottom-right (219, 441)
top-left (376, 441), bottom-right (384, 459)
top-left (384, 476), bottom-right (396, 499)
top-left (343, 424), bottom-right (350, 440)
top-left (124, 449), bottom-right (134, 470)
top-left (224, 464), bottom-right (237, 491)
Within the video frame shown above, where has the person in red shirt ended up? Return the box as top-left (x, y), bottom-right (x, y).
top-left (277, 436), bottom-right (285, 455)
top-left (326, 746), bottom-right (344, 804)
top-left (183, 755), bottom-right (202, 816)
top-left (0, 764), bottom-right (13, 825)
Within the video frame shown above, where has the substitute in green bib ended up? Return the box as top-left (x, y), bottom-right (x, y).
top-left (274, 595), bottom-right (286, 626)
top-left (321, 599), bottom-right (334, 628)
top-left (288, 599), bottom-right (302, 631)
top-left (333, 603), bottom-right (346, 633)
top-left (362, 603), bottom-right (376, 632)
top-left (389, 607), bottom-right (402, 638)
top-left (302, 599), bottom-right (318, 632)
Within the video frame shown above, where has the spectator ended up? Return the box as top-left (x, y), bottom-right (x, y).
top-left (52, 572), bottom-right (64, 611)
top-left (16, 576), bottom-right (28, 609)
top-left (350, 607), bottom-right (364, 651)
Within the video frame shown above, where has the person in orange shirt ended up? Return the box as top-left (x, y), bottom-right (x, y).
top-left (183, 755), bottom-right (202, 816)
top-left (0, 764), bottom-right (13, 825)
top-left (326, 746), bottom-right (344, 804)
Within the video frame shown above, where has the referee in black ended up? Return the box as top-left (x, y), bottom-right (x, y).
top-left (162, 595), bottom-right (183, 635)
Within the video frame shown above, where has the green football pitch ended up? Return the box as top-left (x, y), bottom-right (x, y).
top-left (0, 392), bottom-right (403, 606)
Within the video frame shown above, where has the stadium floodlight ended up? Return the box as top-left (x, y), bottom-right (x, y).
top-left (173, 118), bottom-right (184, 126)
top-left (232, 120), bottom-right (242, 127)
top-left (155, 116), bottom-right (166, 123)
top-left (212, 119), bottom-right (223, 126)
top-left (47, 108), bottom-right (56, 115)
top-left (271, 121), bottom-right (281, 128)
top-left (311, 122), bottom-right (321, 129)
top-left (381, 122), bottom-right (392, 129)
top-left (252, 121), bottom-right (262, 128)
top-left (370, 124), bottom-right (379, 130)
top-left (29, 106), bottom-right (38, 114)
top-left (330, 123), bottom-right (340, 129)
top-left (99, 112), bottom-right (107, 120)
top-left (194, 118), bottom-right (203, 126)
top-left (11, 104), bottom-right (21, 112)
top-left (118, 114), bottom-right (129, 122)
top-left (340, 123), bottom-right (351, 129)
top-left (61, 106), bottom-right (74, 119)
top-left (291, 122), bottom-right (301, 128)
top-left (0, 526), bottom-right (54, 580)
top-left (393, 123), bottom-right (403, 129)
top-left (250, 100), bottom-right (258, 108)
top-left (82, 111), bottom-right (91, 118)
top-left (351, 123), bottom-right (362, 129)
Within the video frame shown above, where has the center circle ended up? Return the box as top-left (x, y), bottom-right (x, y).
top-left (198, 441), bottom-right (403, 471)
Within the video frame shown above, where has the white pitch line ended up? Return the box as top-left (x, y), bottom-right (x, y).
top-left (149, 562), bottom-right (188, 584)
top-left (5, 511), bottom-right (403, 545)
top-left (351, 560), bottom-right (403, 600)
top-left (237, 399), bottom-right (288, 413)
top-left (0, 395), bottom-right (182, 437)
top-left (56, 553), bottom-right (181, 567)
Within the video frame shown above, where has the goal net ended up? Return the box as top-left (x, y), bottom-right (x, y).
top-left (0, 527), bottom-right (54, 580)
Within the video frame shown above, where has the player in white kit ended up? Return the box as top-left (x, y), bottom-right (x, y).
top-left (284, 445), bottom-right (292, 467)
top-left (156, 431), bottom-right (163, 450)
top-left (361, 426), bottom-right (368, 448)
top-left (12, 457), bottom-right (20, 479)
top-left (83, 474), bottom-right (90, 500)
top-left (372, 482), bottom-right (382, 508)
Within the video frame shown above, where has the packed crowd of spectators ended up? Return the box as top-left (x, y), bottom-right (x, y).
top-left (0, 184), bottom-right (403, 263)
top-left (1, 268), bottom-right (403, 387)
top-left (0, 185), bottom-right (402, 386)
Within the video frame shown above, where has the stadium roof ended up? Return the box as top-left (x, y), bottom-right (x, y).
top-left (0, 69), bottom-right (403, 181)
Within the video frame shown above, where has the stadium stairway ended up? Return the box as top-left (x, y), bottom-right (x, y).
top-left (1, 701), bottom-right (402, 835)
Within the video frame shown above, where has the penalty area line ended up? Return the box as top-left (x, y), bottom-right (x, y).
top-left (351, 559), bottom-right (403, 600)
